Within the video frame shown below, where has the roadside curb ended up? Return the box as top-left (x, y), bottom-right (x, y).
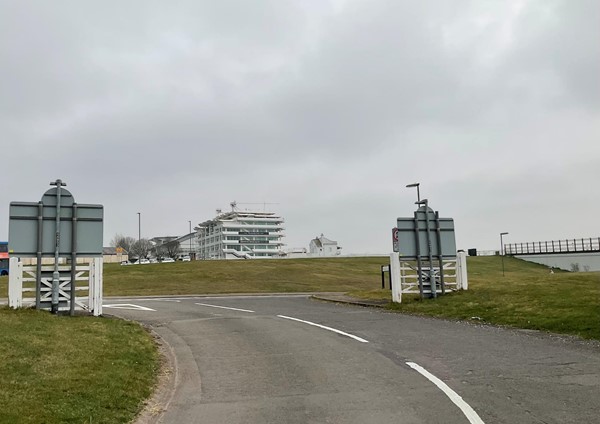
top-left (132, 327), bottom-right (178, 424)
top-left (311, 294), bottom-right (390, 308)
top-left (106, 292), bottom-right (342, 300)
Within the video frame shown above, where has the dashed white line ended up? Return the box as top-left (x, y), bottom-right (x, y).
top-left (406, 362), bottom-right (485, 424)
top-left (277, 315), bottom-right (369, 343)
top-left (146, 299), bottom-right (181, 302)
top-left (195, 303), bottom-right (255, 313)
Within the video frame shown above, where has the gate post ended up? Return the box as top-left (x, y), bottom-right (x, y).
top-left (456, 251), bottom-right (468, 290)
top-left (390, 252), bottom-right (402, 303)
top-left (88, 257), bottom-right (103, 316)
top-left (8, 257), bottom-right (23, 309)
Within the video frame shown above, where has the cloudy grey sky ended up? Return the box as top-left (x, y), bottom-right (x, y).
top-left (1, 0), bottom-right (598, 254)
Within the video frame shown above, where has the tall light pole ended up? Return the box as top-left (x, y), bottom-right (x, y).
top-left (406, 182), bottom-right (420, 204)
top-left (50, 179), bottom-right (66, 314)
top-left (137, 212), bottom-right (141, 243)
top-left (500, 232), bottom-right (509, 276)
top-left (188, 220), bottom-right (192, 257)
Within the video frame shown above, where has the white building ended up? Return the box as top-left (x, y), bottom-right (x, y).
top-left (196, 209), bottom-right (285, 259)
top-left (309, 234), bottom-right (342, 257)
top-left (175, 233), bottom-right (200, 258)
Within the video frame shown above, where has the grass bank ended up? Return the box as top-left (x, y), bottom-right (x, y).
top-left (0, 308), bottom-right (159, 424)
top-left (350, 256), bottom-right (600, 340)
top-left (102, 256), bottom-right (386, 296)
top-left (2, 256), bottom-right (599, 341)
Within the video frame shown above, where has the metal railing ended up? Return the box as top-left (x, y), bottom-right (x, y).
top-left (505, 237), bottom-right (600, 255)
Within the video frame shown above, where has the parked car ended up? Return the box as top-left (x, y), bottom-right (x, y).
top-left (161, 257), bottom-right (175, 263)
top-left (181, 256), bottom-right (191, 262)
top-left (139, 258), bottom-right (150, 265)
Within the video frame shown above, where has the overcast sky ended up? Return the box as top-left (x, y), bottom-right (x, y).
top-left (1, 0), bottom-right (598, 254)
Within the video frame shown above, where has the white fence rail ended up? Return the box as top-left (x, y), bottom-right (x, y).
top-left (391, 251), bottom-right (468, 303)
top-left (8, 257), bottom-right (103, 316)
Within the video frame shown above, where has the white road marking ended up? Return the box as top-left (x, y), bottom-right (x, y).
top-left (108, 294), bottom-right (309, 302)
top-left (144, 299), bottom-right (181, 302)
top-left (195, 303), bottom-right (255, 313)
top-left (103, 304), bottom-right (156, 311)
top-left (277, 315), bottom-right (369, 343)
top-left (406, 362), bottom-right (485, 424)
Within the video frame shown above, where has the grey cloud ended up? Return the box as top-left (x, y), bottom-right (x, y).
top-left (1, 0), bottom-right (598, 253)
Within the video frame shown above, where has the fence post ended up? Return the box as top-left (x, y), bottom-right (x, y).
top-left (93, 257), bottom-right (103, 316)
top-left (390, 252), bottom-right (402, 303)
top-left (456, 251), bottom-right (468, 290)
top-left (88, 259), bottom-right (95, 312)
top-left (8, 257), bottom-right (23, 309)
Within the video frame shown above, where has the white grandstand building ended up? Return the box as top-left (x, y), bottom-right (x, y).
top-left (196, 204), bottom-right (285, 259)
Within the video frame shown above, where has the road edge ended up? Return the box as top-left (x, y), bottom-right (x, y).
top-left (132, 326), bottom-right (178, 424)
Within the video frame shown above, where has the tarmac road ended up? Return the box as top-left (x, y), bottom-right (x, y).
top-left (104, 295), bottom-right (600, 424)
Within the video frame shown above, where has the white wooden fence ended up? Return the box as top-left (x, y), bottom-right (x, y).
top-left (390, 251), bottom-right (468, 303)
top-left (8, 257), bottom-right (103, 316)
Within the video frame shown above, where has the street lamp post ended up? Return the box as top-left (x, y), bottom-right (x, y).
top-left (500, 232), bottom-right (509, 276)
top-left (416, 199), bottom-right (436, 296)
top-left (50, 179), bottom-right (66, 314)
top-left (406, 182), bottom-right (420, 204)
top-left (188, 220), bottom-right (192, 258)
top-left (137, 212), bottom-right (141, 242)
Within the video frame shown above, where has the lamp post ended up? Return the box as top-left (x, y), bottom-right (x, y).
top-left (406, 182), bottom-right (420, 204)
top-left (136, 212), bottom-right (141, 262)
top-left (188, 220), bottom-right (192, 257)
top-left (137, 212), bottom-right (141, 242)
top-left (415, 198), bottom-right (436, 297)
top-left (50, 179), bottom-right (67, 314)
top-left (500, 232), bottom-right (509, 276)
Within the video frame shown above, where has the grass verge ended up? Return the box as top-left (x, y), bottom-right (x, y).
top-left (102, 256), bottom-right (387, 296)
top-left (2, 256), bottom-right (598, 341)
top-left (0, 308), bottom-right (159, 424)
top-left (349, 256), bottom-right (600, 340)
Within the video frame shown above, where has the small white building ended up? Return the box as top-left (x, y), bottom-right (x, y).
top-left (309, 234), bottom-right (342, 257)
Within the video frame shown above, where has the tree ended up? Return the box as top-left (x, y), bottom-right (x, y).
top-left (152, 243), bottom-right (167, 260)
top-left (165, 241), bottom-right (181, 259)
top-left (110, 234), bottom-right (136, 254)
top-left (130, 238), bottom-right (153, 260)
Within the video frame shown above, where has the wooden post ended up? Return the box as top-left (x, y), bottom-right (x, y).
top-left (390, 252), bottom-right (402, 303)
top-left (8, 257), bottom-right (23, 309)
top-left (456, 251), bottom-right (468, 290)
top-left (92, 257), bottom-right (103, 316)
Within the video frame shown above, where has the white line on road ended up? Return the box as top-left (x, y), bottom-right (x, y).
top-left (406, 362), bottom-right (485, 424)
top-left (103, 304), bottom-right (156, 311)
top-left (145, 299), bottom-right (181, 302)
top-left (195, 303), bottom-right (255, 313)
top-left (277, 315), bottom-right (369, 343)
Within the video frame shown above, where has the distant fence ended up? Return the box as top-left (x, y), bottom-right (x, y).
top-left (505, 237), bottom-right (600, 256)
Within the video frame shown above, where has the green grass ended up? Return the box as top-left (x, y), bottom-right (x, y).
top-left (0, 275), bottom-right (6, 298)
top-left (0, 255), bottom-right (597, 423)
top-left (0, 308), bottom-right (159, 424)
top-left (102, 257), bottom-right (387, 296)
top-left (349, 256), bottom-right (600, 340)
top-left (102, 256), bottom-right (599, 339)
